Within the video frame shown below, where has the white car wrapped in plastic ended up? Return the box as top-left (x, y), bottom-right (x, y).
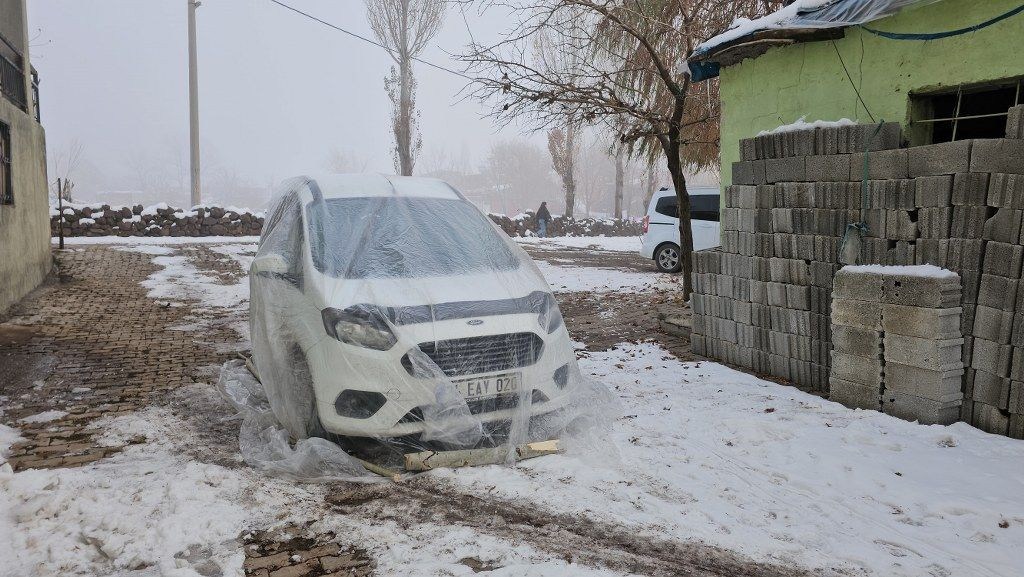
top-left (249, 174), bottom-right (587, 453)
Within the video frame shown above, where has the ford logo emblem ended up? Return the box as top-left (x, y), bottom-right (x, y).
top-left (467, 319), bottom-right (484, 326)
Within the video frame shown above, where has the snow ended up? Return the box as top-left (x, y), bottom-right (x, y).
top-left (431, 342), bottom-right (1024, 577)
top-left (116, 245), bottom-right (176, 256)
top-left (0, 408), bottom-right (636, 577)
top-left (758, 115), bottom-right (857, 136)
top-left (11, 237), bottom-right (1024, 577)
top-left (842, 263), bottom-right (959, 279)
top-left (516, 235), bottom-right (642, 252)
top-left (77, 218), bottom-right (95, 225)
top-left (136, 250), bottom-right (249, 311)
top-left (140, 202), bottom-right (170, 216)
top-left (16, 410), bottom-right (68, 424)
top-left (0, 424), bottom-right (23, 459)
top-left (535, 260), bottom-right (674, 293)
top-left (694, 0), bottom-right (923, 57)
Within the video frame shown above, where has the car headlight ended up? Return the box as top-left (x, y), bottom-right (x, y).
top-left (322, 305), bottom-right (397, 350)
top-left (537, 293), bottom-right (564, 334)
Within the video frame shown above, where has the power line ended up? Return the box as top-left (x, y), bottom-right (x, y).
top-left (267, 0), bottom-right (472, 80)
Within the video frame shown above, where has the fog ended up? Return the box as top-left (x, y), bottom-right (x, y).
top-left (28, 0), bottom-right (715, 215)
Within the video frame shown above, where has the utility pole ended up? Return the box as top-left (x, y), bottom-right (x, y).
top-left (187, 0), bottom-right (201, 207)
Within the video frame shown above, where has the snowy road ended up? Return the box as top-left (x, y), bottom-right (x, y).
top-left (3, 238), bottom-right (1024, 577)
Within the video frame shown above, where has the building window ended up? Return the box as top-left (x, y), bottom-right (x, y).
top-left (910, 77), bottom-right (1022, 145)
top-left (0, 122), bottom-right (11, 205)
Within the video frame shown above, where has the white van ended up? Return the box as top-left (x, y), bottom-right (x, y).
top-left (640, 187), bottom-right (721, 272)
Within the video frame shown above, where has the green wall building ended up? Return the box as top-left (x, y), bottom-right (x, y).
top-left (691, 0), bottom-right (1024, 190)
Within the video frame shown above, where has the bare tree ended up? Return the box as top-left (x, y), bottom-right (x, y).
top-left (546, 125), bottom-right (578, 217)
top-left (460, 0), bottom-right (776, 296)
top-left (325, 148), bottom-right (370, 173)
top-left (50, 138), bottom-right (84, 202)
top-left (366, 0), bottom-right (446, 176)
top-left (644, 164), bottom-right (659, 208)
top-left (480, 139), bottom-right (555, 215)
top-left (613, 143), bottom-right (624, 219)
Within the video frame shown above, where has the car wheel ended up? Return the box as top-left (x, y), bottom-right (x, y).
top-left (654, 243), bottom-right (682, 273)
top-left (289, 344), bottom-right (327, 439)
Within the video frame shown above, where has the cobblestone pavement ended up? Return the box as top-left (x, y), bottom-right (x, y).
top-left (1, 241), bottom-right (810, 577)
top-left (0, 246), bottom-right (238, 471)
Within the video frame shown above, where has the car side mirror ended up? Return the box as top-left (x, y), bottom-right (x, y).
top-left (251, 253), bottom-right (296, 284)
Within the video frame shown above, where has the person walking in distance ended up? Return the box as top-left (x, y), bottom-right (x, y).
top-left (536, 201), bottom-right (552, 238)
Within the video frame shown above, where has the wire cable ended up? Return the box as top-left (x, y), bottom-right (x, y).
top-left (267, 0), bottom-right (472, 80)
top-left (830, 39), bottom-right (875, 123)
top-left (861, 3), bottom-right (1024, 40)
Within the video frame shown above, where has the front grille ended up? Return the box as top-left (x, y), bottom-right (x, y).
top-left (401, 332), bottom-right (544, 378)
top-left (398, 390), bottom-right (548, 426)
top-left (467, 393), bottom-right (519, 414)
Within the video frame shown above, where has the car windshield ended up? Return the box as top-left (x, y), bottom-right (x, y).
top-left (306, 196), bottom-right (520, 279)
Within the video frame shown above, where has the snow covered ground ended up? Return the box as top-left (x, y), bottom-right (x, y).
top-left (535, 260), bottom-right (677, 294)
top-left (515, 223), bottom-right (721, 254)
top-left (438, 344), bottom-right (1024, 576)
top-left (2, 409), bottom-right (614, 577)
top-left (5, 241), bottom-right (1024, 576)
top-left (515, 236), bottom-right (643, 253)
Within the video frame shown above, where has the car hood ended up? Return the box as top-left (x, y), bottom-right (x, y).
top-left (309, 264), bottom-right (553, 314)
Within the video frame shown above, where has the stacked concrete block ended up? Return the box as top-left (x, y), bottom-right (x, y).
top-left (828, 272), bottom-right (885, 409)
top-left (694, 122), bottom-right (1024, 437)
top-left (827, 266), bottom-right (964, 424)
top-left (694, 122), bottom-right (904, 393)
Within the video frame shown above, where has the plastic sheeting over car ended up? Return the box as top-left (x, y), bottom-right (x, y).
top-left (234, 173), bottom-right (615, 479)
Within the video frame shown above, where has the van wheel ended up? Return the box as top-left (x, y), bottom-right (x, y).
top-left (654, 243), bottom-right (682, 273)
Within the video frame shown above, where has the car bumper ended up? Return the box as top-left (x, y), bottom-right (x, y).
top-left (306, 314), bottom-right (578, 438)
top-left (639, 234), bottom-right (656, 259)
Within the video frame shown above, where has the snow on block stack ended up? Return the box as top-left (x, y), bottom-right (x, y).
top-left (828, 265), bottom-right (964, 424)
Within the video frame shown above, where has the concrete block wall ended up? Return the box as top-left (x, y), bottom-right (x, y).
top-left (692, 118), bottom-right (1024, 438)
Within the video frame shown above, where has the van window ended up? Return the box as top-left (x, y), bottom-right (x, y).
top-left (654, 196), bottom-right (677, 218)
top-left (654, 194), bottom-right (720, 221)
top-left (691, 195), bottom-right (720, 222)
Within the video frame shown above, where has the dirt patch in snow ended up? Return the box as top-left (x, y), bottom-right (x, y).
top-left (326, 479), bottom-right (813, 577)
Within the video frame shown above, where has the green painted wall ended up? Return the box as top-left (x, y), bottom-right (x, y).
top-left (718, 0), bottom-right (1024, 189)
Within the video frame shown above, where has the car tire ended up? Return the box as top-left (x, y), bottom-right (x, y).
top-left (289, 344), bottom-right (327, 439)
top-left (654, 243), bottom-right (682, 273)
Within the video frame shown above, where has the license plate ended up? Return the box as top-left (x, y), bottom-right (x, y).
top-left (456, 373), bottom-right (521, 399)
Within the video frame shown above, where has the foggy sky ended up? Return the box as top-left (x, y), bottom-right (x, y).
top-left (27, 0), bottom-right (528, 202)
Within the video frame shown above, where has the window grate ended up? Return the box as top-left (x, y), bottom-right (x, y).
top-left (910, 78), bottom-right (1023, 145)
top-left (0, 122), bottom-right (11, 205)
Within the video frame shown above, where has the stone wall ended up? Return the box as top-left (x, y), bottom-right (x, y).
top-left (51, 204), bottom-right (264, 237)
top-left (52, 204), bottom-right (641, 239)
top-left (691, 109), bottom-right (1024, 438)
top-left (488, 213), bottom-right (641, 237)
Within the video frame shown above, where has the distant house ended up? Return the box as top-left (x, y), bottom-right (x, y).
top-left (689, 0), bottom-right (1024, 188)
top-left (0, 0), bottom-right (48, 314)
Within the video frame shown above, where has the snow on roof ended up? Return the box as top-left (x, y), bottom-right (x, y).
top-left (692, 0), bottom-right (935, 61)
